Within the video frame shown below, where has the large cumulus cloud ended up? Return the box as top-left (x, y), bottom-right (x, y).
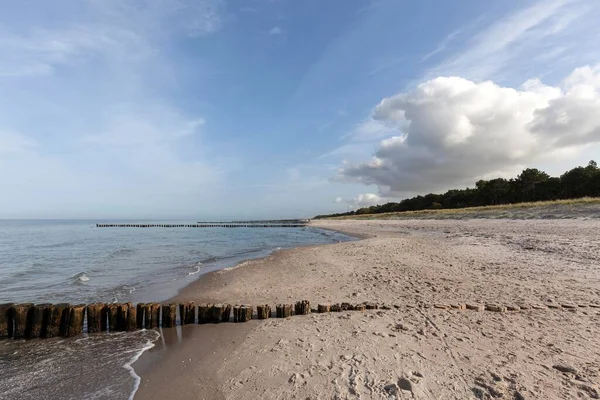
top-left (336, 65), bottom-right (600, 196)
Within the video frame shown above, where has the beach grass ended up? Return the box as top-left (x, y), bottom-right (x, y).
top-left (323, 197), bottom-right (600, 220)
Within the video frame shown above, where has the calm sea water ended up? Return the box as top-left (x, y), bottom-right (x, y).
top-left (0, 219), bottom-right (354, 400)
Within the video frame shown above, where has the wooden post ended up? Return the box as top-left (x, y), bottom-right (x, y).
top-left (234, 305), bottom-right (252, 322)
top-left (179, 302), bottom-right (195, 325)
top-left (276, 304), bottom-right (293, 318)
top-left (126, 304), bottom-right (137, 331)
top-left (144, 303), bottom-right (160, 329)
top-left (222, 304), bottom-right (232, 322)
top-left (240, 306), bottom-right (252, 322)
top-left (162, 303), bottom-right (177, 328)
top-left (317, 304), bottom-right (330, 313)
top-left (136, 303), bottom-right (146, 329)
top-left (295, 300), bottom-right (310, 315)
top-left (101, 305), bottom-right (109, 332)
top-left (12, 303), bottom-right (33, 339)
top-left (185, 302), bottom-right (196, 324)
top-left (256, 304), bottom-right (271, 319)
top-left (116, 303), bottom-right (130, 331)
top-left (65, 305), bottom-right (85, 337)
top-left (143, 303), bottom-right (153, 329)
top-left (209, 304), bottom-right (223, 323)
top-left (44, 303), bottom-right (68, 338)
top-left (0, 303), bottom-right (13, 338)
top-left (26, 303), bottom-right (50, 338)
top-left (107, 304), bottom-right (119, 332)
top-left (198, 304), bottom-right (210, 324)
top-left (87, 304), bottom-right (104, 334)
top-left (354, 304), bottom-right (366, 311)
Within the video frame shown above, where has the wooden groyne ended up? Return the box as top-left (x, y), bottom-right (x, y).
top-left (1, 300), bottom-right (597, 340)
top-left (96, 223), bottom-right (308, 228)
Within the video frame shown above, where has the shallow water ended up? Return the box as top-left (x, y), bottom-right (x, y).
top-left (0, 219), bottom-right (353, 304)
top-left (0, 219), bottom-right (354, 399)
top-left (0, 330), bottom-right (159, 400)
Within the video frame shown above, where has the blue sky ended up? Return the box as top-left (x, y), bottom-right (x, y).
top-left (1, 0), bottom-right (599, 219)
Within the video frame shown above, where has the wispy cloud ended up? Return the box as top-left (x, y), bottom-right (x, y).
top-left (425, 0), bottom-right (600, 81)
top-left (269, 26), bottom-right (283, 35)
top-left (0, 0), bottom-right (226, 218)
top-left (420, 27), bottom-right (464, 62)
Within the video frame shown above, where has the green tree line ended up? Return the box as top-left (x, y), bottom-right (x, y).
top-left (315, 161), bottom-right (600, 218)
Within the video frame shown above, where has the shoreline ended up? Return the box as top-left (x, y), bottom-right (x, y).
top-left (132, 225), bottom-right (361, 399)
top-left (134, 219), bottom-right (600, 399)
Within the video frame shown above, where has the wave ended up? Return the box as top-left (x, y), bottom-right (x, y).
top-left (105, 248), bottom-right (136, 260)
top-left (126, 334), bottom-right (159, 400)
top-left (187, 263), bottom-right (203, 276)
top-left (72, 272), bottom-right (90, 284)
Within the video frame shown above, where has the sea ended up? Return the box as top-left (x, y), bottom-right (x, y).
top-left (0, 219), bottom-right (354, 400)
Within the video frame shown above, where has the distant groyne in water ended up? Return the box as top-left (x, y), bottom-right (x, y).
top-left (96, 220), bottom-right (310, 228)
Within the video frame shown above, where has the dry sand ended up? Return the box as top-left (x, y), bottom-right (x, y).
top-left (135, 219), bottom-right (600, 399)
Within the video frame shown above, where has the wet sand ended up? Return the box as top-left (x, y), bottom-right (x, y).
top-left (134, 219), bottom-right (600, 399)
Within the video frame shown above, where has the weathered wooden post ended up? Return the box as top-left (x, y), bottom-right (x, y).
top-left (0, 303), bottom-right (13, 338)
top-left (108, 304), bottom-right (120, 332)
top-left (240, 306), bottom-right (252, 322)
top-left (12, 303), bottom-right (33, 339)
top-left (179, 302), bottom-right (195, 325)
top-left (144, 303), bottom-right (160, 329)
top-left (136, 303), bottom-right (146, 329)
top-left (317, 304), bottom-right (330, 313)
top-left (234, 305), bottom-right (252, 322)
top-left (117, 303), bottom-right (130, 331)
top-left (126, 304), bottom-right (137, 331)
top-left (276, 304), bottom-right (293, 318)
top-left (44, 303), bottom-right (68, 338)
top-left (87, 304), bottom-right (104, 334)
top-left (256, 304), bottom-right (271, 319)
top-left (26, 303), bottom-right (50, 338)
top-left (209, 304), bottom-right (225, 323)
top-left (222, 304), bottom-right (232, 322)
top-left (178, 303), bottom-right (186, 325)
top-left (198, 304), bottom-right (210, 324)
top-left (186, 302), bottom-right (196, 324)
top-left (101, 305), bottom-right (109, 332)
top-left (65, 305), bottom-right (85, 337)
top-left (295, 300), bottom-right (310, 315)
top-left (161, 303), bottom-right (177, 328)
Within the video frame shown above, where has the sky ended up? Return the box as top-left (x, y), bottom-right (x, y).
top-left (1, 0), bottom-right (599, 219)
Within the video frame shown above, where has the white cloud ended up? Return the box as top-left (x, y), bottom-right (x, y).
top-left (349, 193), bottom-right (384, 208)
top-left (336, 65), bottom-right (600, 197)
top-left (269, 26), bottom-right (283, 35)
top-left (334, 197), bottom-right (343, 203)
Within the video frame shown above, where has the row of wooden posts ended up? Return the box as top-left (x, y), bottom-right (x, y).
top-left (95, 224), bottom-right (307, 228)
top-left (0, 300), bottom-right (373, 340)
top-left (2, 300), bottom-right (595, 340)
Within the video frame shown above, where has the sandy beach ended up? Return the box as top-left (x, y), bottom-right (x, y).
top-left (134, 219), bottom-right (600, 399)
